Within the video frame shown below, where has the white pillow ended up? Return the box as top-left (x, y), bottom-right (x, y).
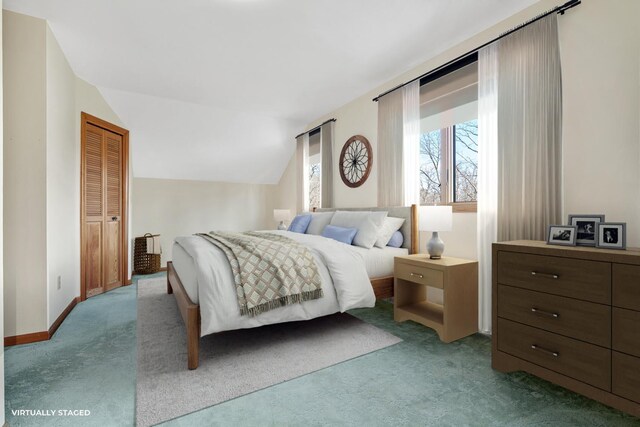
top-left (374, 217), bottom-right (406, 248)
top-left (330, 211), bottom-right (388, 249)
top-left (305, 212), bottom-right (335, 235)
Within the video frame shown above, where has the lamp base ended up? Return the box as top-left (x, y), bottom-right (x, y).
top-left (277, 221), bottom-right (287, 231)
top-left (426, 231), bottom-right (445, 259)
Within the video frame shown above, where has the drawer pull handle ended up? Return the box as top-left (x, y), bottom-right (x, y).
top-left (531, 307), bottom-right (559, 318)
top-left (531, 344), bottom-right (559, 358)
top-left (531, 271), bottom-right (559, 279)
top-left (410, 272), bottom-right (424, 279)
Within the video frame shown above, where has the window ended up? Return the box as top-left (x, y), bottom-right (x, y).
top-left (419, 59), bottom-right (478, 211)
top-left (420, 119), bottom-right (477, 206)
top-left (308, 129), bottom-right (321, 209)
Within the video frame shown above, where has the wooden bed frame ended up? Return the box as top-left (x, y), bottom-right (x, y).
top-left (167, 204), bottom-right (419, 369)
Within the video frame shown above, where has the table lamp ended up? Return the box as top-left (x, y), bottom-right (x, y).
top-left (273, 209), bottom-right (291, 230)
top-left (419, 205), bottom-right (453, 259)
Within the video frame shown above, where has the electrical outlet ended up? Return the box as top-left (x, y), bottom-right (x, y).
top-left (57, 275), bottom-right (61, 290)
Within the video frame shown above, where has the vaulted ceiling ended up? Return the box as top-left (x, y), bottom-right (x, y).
top-left (4, 0), bottom-right (538, 184)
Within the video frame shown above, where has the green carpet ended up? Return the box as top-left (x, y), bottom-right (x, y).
top-left (4, 273), bottom-right (639, 426)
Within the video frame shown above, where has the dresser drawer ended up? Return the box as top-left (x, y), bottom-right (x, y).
top-left (498, 285), bottom-right (610, 347)
top-left (613, 352), bottom-right (640, 403)
top-left (395, 261), bottom-right (443, 289)
top-left (613, 308), bottom-right (640, 358)
top-left (497, 318), bottom-right (611, 390)
top-left (497, 251), bottom-right (611, 304)
top-left (613, 264), bottom-right (640, 311)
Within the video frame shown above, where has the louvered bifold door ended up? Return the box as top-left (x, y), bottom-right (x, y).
top-left (82, 124), bottom-right (124, 298)
top-left (104, 130), bottom-right (123, 291)
top-left (83, 124), bottom-right (105, 297)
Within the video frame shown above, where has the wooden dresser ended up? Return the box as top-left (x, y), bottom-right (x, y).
top-left (493, 240), bottom-right (640, 417)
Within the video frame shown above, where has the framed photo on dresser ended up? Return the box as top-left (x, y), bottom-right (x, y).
top-left (568, 214), bottom-right (605, 246)
top-left (547, 225), bottom-right (577, 246)
top-left (596, 222), bottom-right (626, 250)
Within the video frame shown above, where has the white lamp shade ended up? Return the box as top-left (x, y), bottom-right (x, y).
top-left (419, 205), bottom-right (453, 232)
top-left (273, 209), bottom-right (291, 223)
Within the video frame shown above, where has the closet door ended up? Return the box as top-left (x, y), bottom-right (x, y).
top-left (104, 130), bottom-right (123, 292)
top-left (83, 123), bottom-right (105, 298)
top-left (81, 114), bottom-right (129, 300)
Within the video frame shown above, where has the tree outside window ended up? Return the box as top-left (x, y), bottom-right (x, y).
top-left (420, 119), bottom-right (477, 206)
top-left (309, 163), bottom-right (321, 209)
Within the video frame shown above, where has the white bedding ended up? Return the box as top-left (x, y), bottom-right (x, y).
top-left (351, 245), bottom-right (408, 278)
top-left (173, 231), bottom-right (375, 337)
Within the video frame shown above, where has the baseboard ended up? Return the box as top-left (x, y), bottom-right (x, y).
top-left (48, 297), bottom-right (80, 338)
top-left (4, 331), bottom-right (50, 346)
top-left (4, 296), bottom-right (79, 347)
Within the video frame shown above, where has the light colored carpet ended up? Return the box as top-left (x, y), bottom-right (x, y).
top-left (136, 277), bottom-right (402, 426)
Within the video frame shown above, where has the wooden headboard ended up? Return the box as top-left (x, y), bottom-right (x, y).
top-left (313, 204), bottom-right (419, 254)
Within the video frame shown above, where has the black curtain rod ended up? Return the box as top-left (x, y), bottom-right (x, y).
top-left (295, 118), bottom-right (336, 139)
top-left (372, 0), bottom-right (580, 102)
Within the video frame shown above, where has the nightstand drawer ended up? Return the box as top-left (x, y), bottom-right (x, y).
top-left (497, 251), bottom-right (611, 304)
top-left (613, 308), bottom-right (640, 357)
top-left (497, 318), bottom-right (611, 391)
top-left (498, 285), bottom-right (610, 347)
top-left (395, 261), bottom-right (443, 288)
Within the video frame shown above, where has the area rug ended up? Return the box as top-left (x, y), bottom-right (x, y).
top-left (136, 277), bottom-right (402, 426)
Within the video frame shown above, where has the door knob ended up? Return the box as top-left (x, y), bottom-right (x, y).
top-left (112, 216), bottom-right (118, 221)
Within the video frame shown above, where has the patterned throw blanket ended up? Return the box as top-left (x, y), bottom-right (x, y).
top-left (198, 232), bottom-right (323, 317)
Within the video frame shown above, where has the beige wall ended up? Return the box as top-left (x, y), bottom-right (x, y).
top-left (3, 11), bottom-right (48, 336)
top-left (560, 0), bottom-right (640, 246)
top-left (133, 178), bottom-right (274, 266)
top-left (279, 0), bottom-right (640, 259)
top-left (46, 25), bottom-right (78, 327)
top-left (268, 154), bottom-right (297, 221)
top-left (1, 3), bottom-right (6, 424)
top-left (3, 11), bottom-right (127, 336)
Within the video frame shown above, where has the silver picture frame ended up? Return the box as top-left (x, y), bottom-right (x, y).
top-left (595, 222), bottom-right (626, 250)
top-left (547, 225), bottom-right (577, 246)
top-left (568, 214), bottom-right (605, 246)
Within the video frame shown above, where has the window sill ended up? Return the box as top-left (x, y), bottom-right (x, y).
top-left (450, 202), bottom-right (477, 213)
top-left (421, 202), bottom-right (477, 213)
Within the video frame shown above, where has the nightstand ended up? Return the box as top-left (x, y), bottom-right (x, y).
top-left (394, 255), bottom-right (478, 342)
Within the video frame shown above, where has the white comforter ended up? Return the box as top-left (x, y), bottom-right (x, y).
top-left (173, 230), bottom-right (375, 337)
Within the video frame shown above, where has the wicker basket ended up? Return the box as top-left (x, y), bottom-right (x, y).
top-left (134, 233), bottom-right (161, 275)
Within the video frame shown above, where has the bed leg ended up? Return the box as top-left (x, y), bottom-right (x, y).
top-left (187, 313), bottom-right (200, 370)
top-left (188, 332), bottom-right (199, 370)
top-left (167, 275), bottom-right (173, 294)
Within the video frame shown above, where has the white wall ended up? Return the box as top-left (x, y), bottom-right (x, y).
top-left (46, 24), bottom-right (78, 327)
top-left (280, 0), bottom-right (640, 258)
top-left (132, 178), bottom-right (274, 266)
top-left (3, 11), bottom-right (48, 336)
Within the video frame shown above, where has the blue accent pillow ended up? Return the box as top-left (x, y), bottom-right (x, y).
top-left (387, 231), bottom-right (404, 248)
top-left (322, 225), bottom-right (358, 245)
top-left (288, 214), bottom-right (312, 234)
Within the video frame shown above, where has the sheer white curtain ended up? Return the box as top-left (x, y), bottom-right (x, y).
top-left (377, 80), bottom-right (420, 207)
top-left (476, 14), bottom-right (562, 334)
top-left (497, 14), bottom-right (562, 241)
top-left (320, 121), bottom-right (334, 208)
top-left (402, 81), bottom-right (421, 206)
top-left (295, 133), bottom-right (309, 213)
top-left (477, 43), bottom-right (498, 334)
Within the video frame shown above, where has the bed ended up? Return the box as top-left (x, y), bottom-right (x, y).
top-left (167, 204), bottom-right (418, 369)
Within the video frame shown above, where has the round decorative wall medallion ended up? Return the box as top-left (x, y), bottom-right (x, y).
top-left (339, 135), bottom-right (373, 188)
